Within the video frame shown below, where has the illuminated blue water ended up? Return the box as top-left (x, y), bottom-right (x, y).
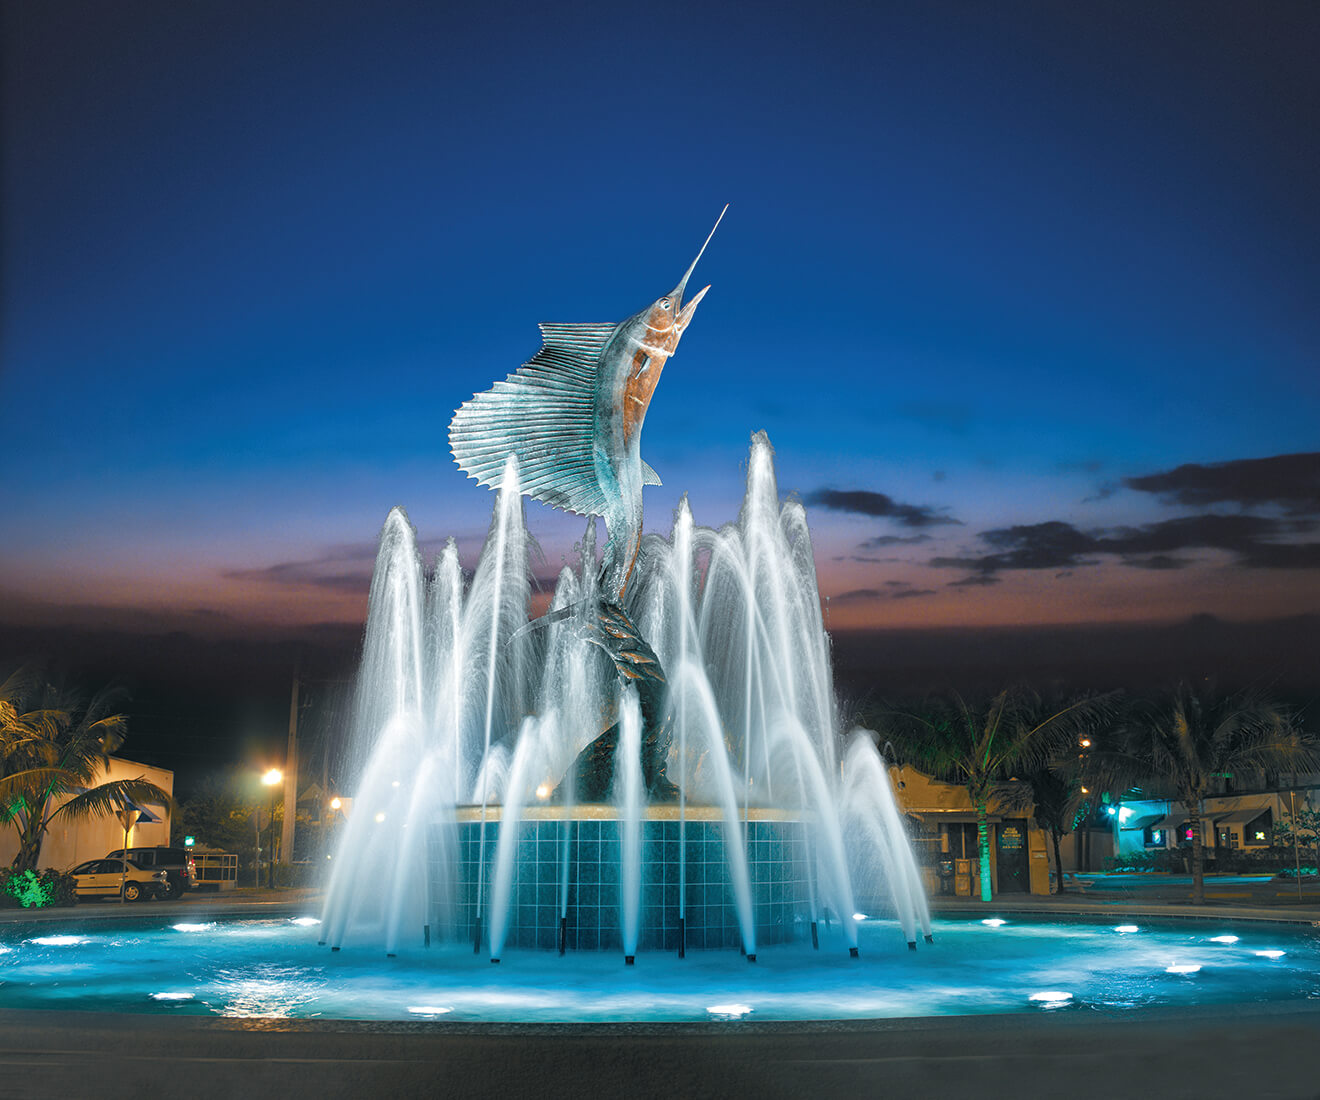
top-left (0, 916), bottom-right (1316, 1023)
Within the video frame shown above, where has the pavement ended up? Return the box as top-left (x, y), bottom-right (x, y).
top-left (927, 870), bottom-right (1320, 925)
top-left (3, 879), bottom-right (1320, 1099)
top-left (0, 885), bottom-right (323, 924)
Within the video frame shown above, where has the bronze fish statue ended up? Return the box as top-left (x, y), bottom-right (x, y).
top-left (448, 206), bottom-right (727, 601)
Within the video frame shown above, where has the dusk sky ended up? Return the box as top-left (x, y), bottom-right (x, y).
top-left (4, 2), bottom-right (1318, 664)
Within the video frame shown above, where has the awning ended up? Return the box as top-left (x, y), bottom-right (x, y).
top-left (1213, 807), bottom-right (1272, 827)
top-left (908, 811), bottom-right (1003, 824)
top-left (1148, 814), bottom-right (1211, 840)
top-left (1118, 811), bottom-right (1165, 831)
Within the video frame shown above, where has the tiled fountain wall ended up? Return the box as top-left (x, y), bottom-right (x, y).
top-left (430, 810), bottom-right (814, 951)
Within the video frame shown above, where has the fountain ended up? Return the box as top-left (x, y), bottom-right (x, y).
top-left (319, 212), bottom-right (932, 961)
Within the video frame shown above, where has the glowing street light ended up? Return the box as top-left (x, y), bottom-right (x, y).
top-left (260, 768), bottom-right (283, 889)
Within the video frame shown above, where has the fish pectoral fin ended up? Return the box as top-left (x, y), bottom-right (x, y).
top-left (641, 459), bottom-right (662, 487)
top-left (448, 320), bottom-right (619, 517)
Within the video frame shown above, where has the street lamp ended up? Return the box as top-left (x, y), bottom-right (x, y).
top-left (262, 768), bottom-right (283, 889)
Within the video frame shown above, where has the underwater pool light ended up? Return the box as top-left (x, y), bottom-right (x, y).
top-left (707, 1003), bottom-right (753, 1018)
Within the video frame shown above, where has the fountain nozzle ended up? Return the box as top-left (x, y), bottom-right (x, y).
top-left (849, 946), bottom-right (859, 958)
top-left (625, 955), bottom-right (635, 966)
top-left (924, 934), bottom-right (934, 945)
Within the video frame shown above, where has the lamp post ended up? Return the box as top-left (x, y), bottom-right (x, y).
top-left (262, 768), bottom-right (283, 889)
top-left (116, 808), bottom-right (139, 904)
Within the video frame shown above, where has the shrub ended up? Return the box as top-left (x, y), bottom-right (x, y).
top-left (1107, 848), bottom-right (1187, 873)
top-left (0, 868), bottom-right (77, 909)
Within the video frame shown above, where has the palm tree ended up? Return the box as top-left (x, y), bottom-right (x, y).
top-left (0, 666), bottom-right (174, 873)
top-left (1092, 683), bottom-right (1319, 903)
top-left (886, 687), bottom-right (1115, 901)
top-left (1020, 760), bottom-right (1091, 893)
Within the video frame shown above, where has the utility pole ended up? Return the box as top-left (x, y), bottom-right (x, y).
top-left (281, 675), bottom-right (299, 870)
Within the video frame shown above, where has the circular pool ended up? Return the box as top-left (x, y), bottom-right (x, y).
top-left (2, 914), bottom-right (1316, 1023)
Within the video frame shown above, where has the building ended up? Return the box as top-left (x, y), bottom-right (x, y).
top-left (1114, 788), bottom-right (1316, 861)
top-left (889, 765), bottom-right (1055, 896)
top-left (0, 756), bottom-right (173, 871)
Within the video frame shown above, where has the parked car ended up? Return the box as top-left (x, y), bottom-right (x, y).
top-left (103, 846), bottom-right (197, 900)
top-left (69, 859), bottom-right (169, 902)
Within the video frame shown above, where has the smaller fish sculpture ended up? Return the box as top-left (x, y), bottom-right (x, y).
top-left (449, 206), bottom-right (727, 602)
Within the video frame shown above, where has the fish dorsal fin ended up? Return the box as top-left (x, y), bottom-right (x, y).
top-left (449, 321), bottom-right (619, 517)
top-left (641, 459), bottom-right (662, 487)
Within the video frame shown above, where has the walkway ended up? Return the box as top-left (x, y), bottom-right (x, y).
top-left (2, 882), bottom-right (1319, 1098)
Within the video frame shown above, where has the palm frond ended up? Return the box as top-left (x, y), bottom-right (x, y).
top-left (48, 778), bottom-right (176, 824)
top-left (0, 767), bottom-right (83, 809)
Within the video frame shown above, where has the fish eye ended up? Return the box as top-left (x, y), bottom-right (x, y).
top-left (660, 298), bottom-right (670, 308)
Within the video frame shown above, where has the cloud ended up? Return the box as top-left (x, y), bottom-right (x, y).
top-left (890, 586), bottom-right (937, 600)
top-left (830, 583), bottom-right (936, 604)
top-left (806, 489), bottom-right (960, 529)
top-left (1124, 452), bottom-right (1320, 516)
top-left (930, 513), bottom-right (1320, 582)
top-left (225, 538), bottom-right (443, 593)
top-left (831, 588), bottom-right (887, 604)
top-left (858, 534), bottom-right (934, 548)
top-left (226, 554), bottom-right (376, 594)
top-left (931, 521), bottom-right (1098, 575)
top-left (1124, 554), bottom-right (1191, 571)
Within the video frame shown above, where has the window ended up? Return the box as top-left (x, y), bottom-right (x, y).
top-left (1245, 809), bottom-right (1273, 846)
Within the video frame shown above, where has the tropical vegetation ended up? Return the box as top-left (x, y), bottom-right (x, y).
top-left (1087, 682), bottom-right (1319, 903)
top-left (881, 686), bottom-right (1115, 901)
top-left (0, 665), bottom-right (173, 872)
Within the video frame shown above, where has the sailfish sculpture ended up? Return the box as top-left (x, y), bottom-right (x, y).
top-left (449, 206), bottom-right (726, 602)
top-left (448, 208), bottom-right (727, 799)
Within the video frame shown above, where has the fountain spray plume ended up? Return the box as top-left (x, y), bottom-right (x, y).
top-left (470, 455), bottom-right (531, 952)
top-left (841, 734), bottom-right (933, 947)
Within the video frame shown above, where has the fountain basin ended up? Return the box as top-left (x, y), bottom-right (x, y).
top-left (441, 805), bottom-right (813, 952)
top-left (2, 914), bottom-right (1316, 1023)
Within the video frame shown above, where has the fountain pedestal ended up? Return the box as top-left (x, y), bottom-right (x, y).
top-left (435, 805), bottom-right (814, 953)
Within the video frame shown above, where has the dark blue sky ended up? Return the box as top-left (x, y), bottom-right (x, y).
top-left (4, 0), bottom-right (1318, 638)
